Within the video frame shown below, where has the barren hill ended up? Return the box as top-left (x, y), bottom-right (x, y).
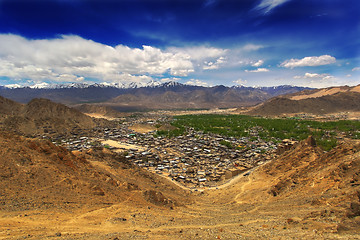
top-left (248, 84), bottom-right (360, 115)
top-left (0, 95), bottom-right (23, 116)
top-left (225, 137), bottom-right (360, 234)
top-left (0, 97), bottom-right (98, 136)
top-left (0, 130), bottom-right (189, 210)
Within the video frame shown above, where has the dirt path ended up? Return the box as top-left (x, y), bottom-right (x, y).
top-left (154, 167), bottom-right (255, 192)
top-left (234, 175), bottom-right (253, 204)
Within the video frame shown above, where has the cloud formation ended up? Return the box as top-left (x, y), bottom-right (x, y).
top-left (242, 44), bottom-right (264, 51)
top-left (203, 57), bottom-right (226, 70)
top-left (255, 0), bottom-right (291, 14)
top-left (252, 60), bottom-right (264, 67)
top-left (281, 55), bottom-right (336, 68)
top-left (0, 34), bottom-right (229, 86)
top-left (185, 79), bottom-right (210, 87)
top-left (168, 46), bottom-right (228, 70)
top-left (294, 72), bottom-right (334, 80)
top-left (245, 68), bottom-right (269, 73)
top-left (233, 78), bottom-right (247, 86)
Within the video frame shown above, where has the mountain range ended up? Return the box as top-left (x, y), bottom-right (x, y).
top-left (0, 81), bottom-right (311, 110)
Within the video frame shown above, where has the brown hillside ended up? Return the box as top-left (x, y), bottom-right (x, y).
top-left (0, 96), bottom-right (23, 116)
top-left (227, 137), bottom-right (360, 234)
top-left (0, 130), bottom-right (190, 211)
top-left (249, 91), bottom-right (360, 115)
top-left (0, 97), bottom-right (98, 135)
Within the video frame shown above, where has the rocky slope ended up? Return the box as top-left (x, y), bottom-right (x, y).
top-left (0, 95), bottom-right (23, 116)
top-left (0, 130), bottom-right (189, 211)
top-left (229, 136), bottom-right (360, 234)
top-left (248, 84), bottom-right (360, 115)
top-left (0, 97), bottom-right (98, 136)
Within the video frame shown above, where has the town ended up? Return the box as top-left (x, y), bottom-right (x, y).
top-left (42, 115), bottom-right (291, 189)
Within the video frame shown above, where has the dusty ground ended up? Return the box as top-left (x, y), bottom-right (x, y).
top-left (85, 113), bottom-right (118, 121)
top-left (1, 173), bottom-right (359, 239)
top-left (129, 124), bottom-right (157, 134)
top-left (1, 133), bottom-right (360, 239)
top-left (102, 139), bottom-right (147, 152)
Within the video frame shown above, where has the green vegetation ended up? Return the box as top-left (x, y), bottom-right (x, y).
top-left (155, 114), bottom-right (360, 151)
top-left (154, 127), bottom-right (185, 138)
top-left (220, 140), bottom-right (233, 149)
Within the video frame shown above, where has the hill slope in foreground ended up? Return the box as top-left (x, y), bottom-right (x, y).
top-left (0, 132), bottom-right (359, 239)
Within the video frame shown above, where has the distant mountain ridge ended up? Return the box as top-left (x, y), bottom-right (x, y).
top-left (0, 81), bottom-right (312, 110)
top-left (2, 80), bottom-right (167, 89)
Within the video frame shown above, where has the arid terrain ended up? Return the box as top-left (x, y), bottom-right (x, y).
top-left (248, 84), bottom-right (360, 117)
top-left (1, 129), bottom-right (359, 239)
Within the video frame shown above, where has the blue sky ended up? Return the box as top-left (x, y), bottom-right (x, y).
top-left (0, 0), bottom-right (359, 88)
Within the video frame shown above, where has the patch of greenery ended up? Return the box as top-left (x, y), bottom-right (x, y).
top-left (154, 125), bottom-right (185, 138)
top-left (157, 114), bottom-right (360, 151)
top-left (220, 140), bottom-right (233, 149)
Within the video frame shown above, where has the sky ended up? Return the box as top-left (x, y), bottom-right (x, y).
top-left (0, 0), bottom-right (359, 88)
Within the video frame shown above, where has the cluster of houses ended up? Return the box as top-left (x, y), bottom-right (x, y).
top-left (121, 129), bottom-right (278, 188)
top-left (44, 118), bottom-right (288, 189)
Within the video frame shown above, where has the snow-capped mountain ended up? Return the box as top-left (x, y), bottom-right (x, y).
top-left (32, 80), bottom-right (164, 89)
top-left (0, 80), bottom-right (312, 107)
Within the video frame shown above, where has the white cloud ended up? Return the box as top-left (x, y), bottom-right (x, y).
top-left (352, 67), bottom-right (360, 71)
top-left (346, 74), bottom-right (352, 77)
top-left (293, 72), bottom-right (334, 80)
top-left (233, 78), bottom-right (247, 86)
top-left (167, 46), bottom-right (227, 61)
top-left (242, 44), bottom-right (264, 51)
top-left (305, 73), bottom-right (321, 78)
top-left (168, 46), bottom-right (228, 71)
top-left (252, 60), bottom-right (264, 67)
top-left (0, 34), bottom-right (197, 86)
top-left (203, 57), bottom-right (226, 70)
top-left (185, 79), bottom-right (210, 87)
top-left (245, 68), bottom-right (269, 73)
top-left (255, 0), bottom-right (292, 14)
top-left (281, 55), bottom-right (336, 68)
